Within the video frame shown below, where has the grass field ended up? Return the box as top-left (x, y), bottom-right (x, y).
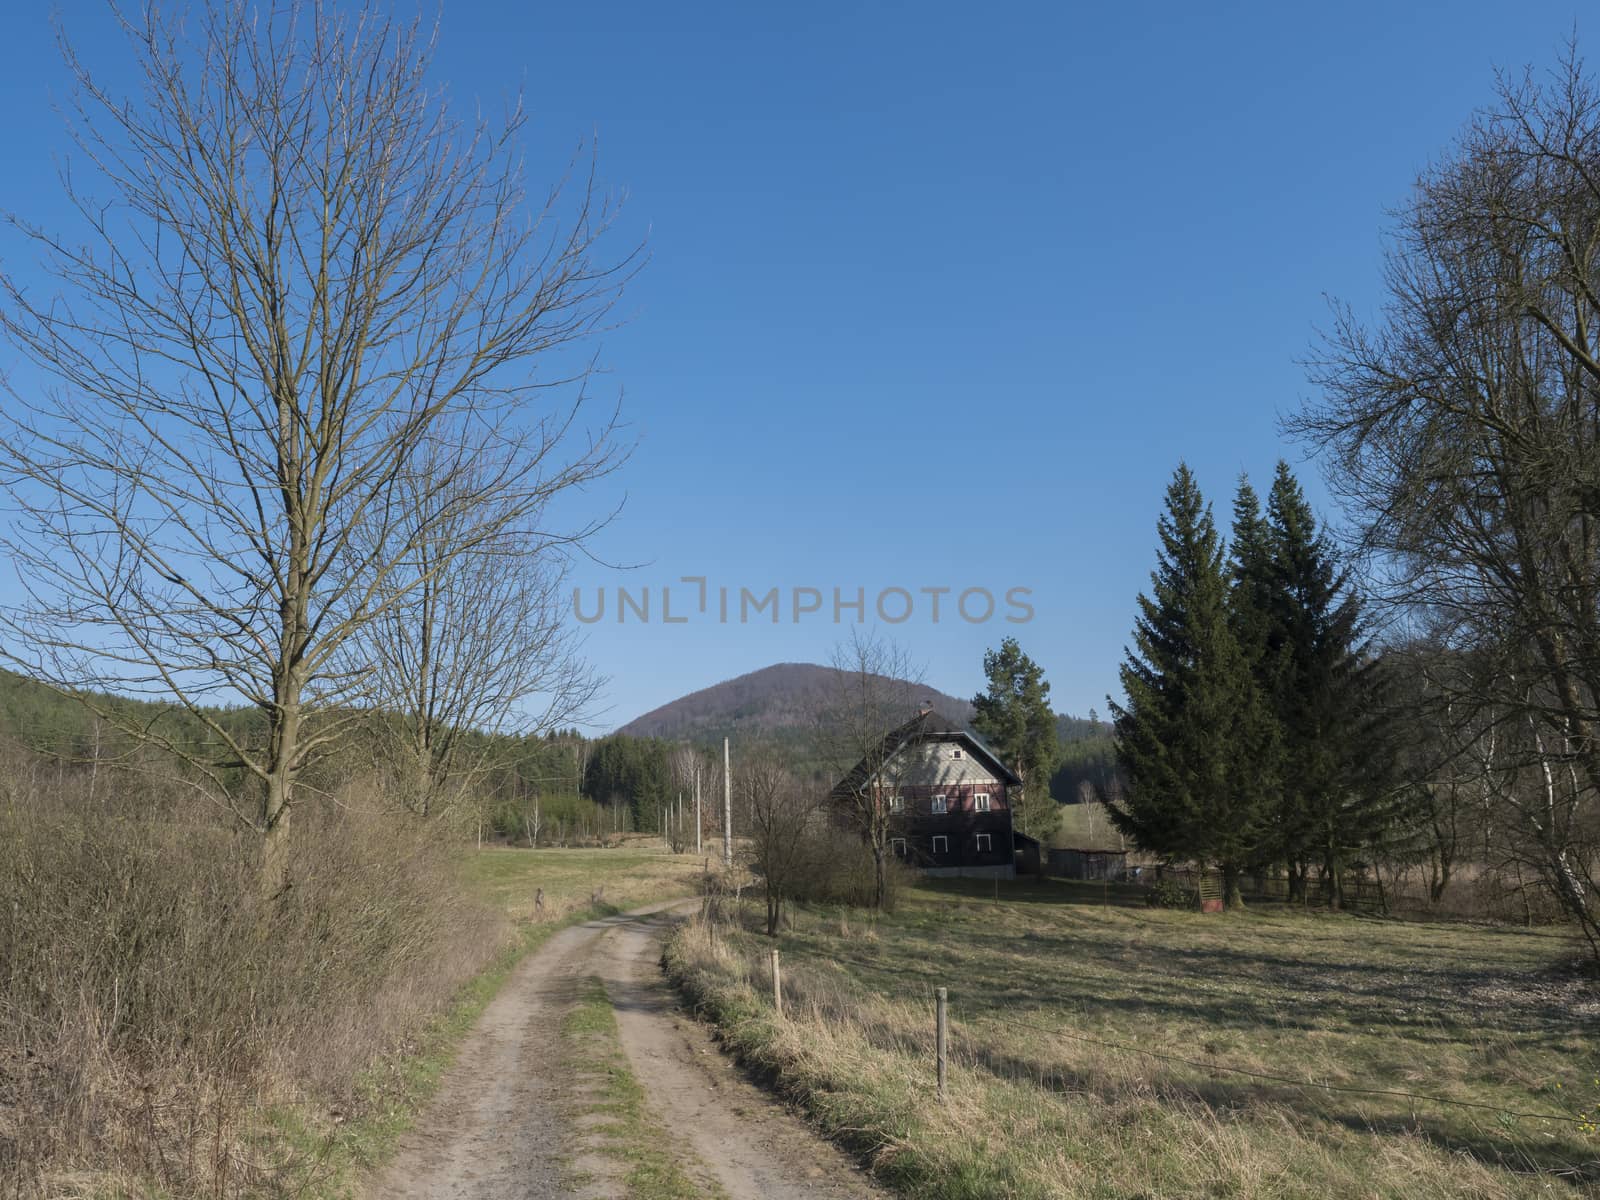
top-left (665, 876), bottom-right (1600, 1199)
top-left (460, 842), bottom-right (710, 922)
top-left (1050, 801), bottom-right (1126, 851)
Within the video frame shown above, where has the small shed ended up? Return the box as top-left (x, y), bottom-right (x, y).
top-left (1013, 831), bottom-right (1043, 877)
top-left (1048, 846), bottom-right (1129, 882)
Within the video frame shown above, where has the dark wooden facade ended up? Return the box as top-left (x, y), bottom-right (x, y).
top-left (883, 780), bottom-right (1014, 873)
top-left (1048, 847), bottom-right (1129, 881)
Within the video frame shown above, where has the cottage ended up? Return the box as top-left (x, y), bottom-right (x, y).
top-left (831, 707), bottom-right (1023, 879)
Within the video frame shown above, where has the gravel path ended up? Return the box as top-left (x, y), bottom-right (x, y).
top-left (367, 900), bottom-right (884, 1199)
top-left (599, 907), bottom-right (883, 1200)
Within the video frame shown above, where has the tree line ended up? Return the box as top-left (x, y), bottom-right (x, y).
top-left (1109, 463), bottom-right (1390, 908)
top-left (1109, 46), bottom-right (1600, 954)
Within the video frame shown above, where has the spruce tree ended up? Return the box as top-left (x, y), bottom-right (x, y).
top-left (1263, 462), bottom-right (1392, 907)
top-left (1228, 477), bottom-right (1275, 663)
top-left (971, 637), bottom-right (1060, 842)
top-left (1227, 476), bottom-right (1284, 878)
top-left (1108, 464), bottom-right (1269, 906)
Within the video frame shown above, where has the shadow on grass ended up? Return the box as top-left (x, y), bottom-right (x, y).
top-left (695, 884), bottom-right (1600, 1194)
top-left (913, 875), bottom-right (1151, 908)
top-left (817, 887), bottom-right (1598, 1041)
top-left (940, 1028), bottom-right (1600, 1188)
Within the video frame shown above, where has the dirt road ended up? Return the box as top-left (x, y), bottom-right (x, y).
top-left (369, 901), bottom-right (883, 1200)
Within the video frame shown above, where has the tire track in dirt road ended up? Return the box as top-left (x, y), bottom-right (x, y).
top-left (597, 907), bottom-right (884, 1200)
top-left (368, 900), bottom-right (886, 1200)
top-left (371, 904), bottom-right (678, 1200)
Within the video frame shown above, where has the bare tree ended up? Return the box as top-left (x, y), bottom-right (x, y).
top-left (1290, 45), bottom-right (1600, 953)
top-left (670, 742), bottom-right (707, 854)
top-left (1383, 649), bottom-right (1504, 906)
top-left (813, 629), bottom-right (923, 909)
top-left (739, 744), bottom-right (822, 936)
top-left (354, 455), bottom-right (601, 818)
top-left (0, 4), bottom-right (635, 894)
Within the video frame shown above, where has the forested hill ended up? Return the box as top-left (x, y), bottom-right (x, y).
top-left (0, 667), bottom-right (265, 759)
top-left (0, 669), bottom-right (96, 750)
top-left (2, 659), bottom-right (1122, 805)
top-left (615, 662), bottom-right (976, 741)
top-left (614, 661), bottom-right (1119, 803)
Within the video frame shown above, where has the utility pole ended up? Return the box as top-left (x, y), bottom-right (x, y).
top-left (722, 736), bottom-right (733, 868)
top-left (694, 771), bottom-right (702, 854)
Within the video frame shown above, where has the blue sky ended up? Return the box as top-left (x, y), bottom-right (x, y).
top-left (0, 3), bottom-right (1587, 729)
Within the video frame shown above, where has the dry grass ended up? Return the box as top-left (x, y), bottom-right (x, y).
top-left (0, 786), bottom-right (492, 1199)
top-left (558, 975), bottom-right (722, 1200)
top-left (461, 842), bottom-right (709, 924)
top-left (0, 783), bottom-right (703, 1199)
top-left (664, 876), bottom-right (1600, 1199)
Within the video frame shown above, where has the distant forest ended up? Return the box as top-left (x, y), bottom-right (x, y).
top-left (1051, 713), bottom-right (1119, 806)
top-left (1, 665), bottom-right (1121, 833)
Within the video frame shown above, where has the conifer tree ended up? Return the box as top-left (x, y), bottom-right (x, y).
top-left (971, 637), bottom-right (1060, 842)
top-left (1108, 464), bottom-right (1270, 906)
top-left (1263, 462), bottom-right (1392, 906)
top-left (1228, 476), bottom-right (1284, 875)
top-left (1228, 477), bottom-right (1276, 666)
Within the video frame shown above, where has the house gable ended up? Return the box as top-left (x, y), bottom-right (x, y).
top-left (830, 708), bottom-right (1022, 880)
top-left (883, 739), bottom-right (1003, 787)
top-left (830, 707), bottom-right (1022, 800)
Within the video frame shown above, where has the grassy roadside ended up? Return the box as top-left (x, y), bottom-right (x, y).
top-left (663, 878), bottom-right (1600, 1199)
top-left (557, 976), bottom-right (724, 1200)
top-left (276, 847), bottom-right (705, 1199)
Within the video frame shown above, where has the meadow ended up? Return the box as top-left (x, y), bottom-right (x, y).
top-left (665, 877), bottom-right (1600, 1199)
top-left (460, 841), bottom-right (710, 924)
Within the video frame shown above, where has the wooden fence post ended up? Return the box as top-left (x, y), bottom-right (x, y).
top-left (770, 947), bottom-right (782, 1019)
top-left (936, 986), bottom-right (948, 1101)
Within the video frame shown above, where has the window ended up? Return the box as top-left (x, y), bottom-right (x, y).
top-left (887, 792), bottom-right (904, 812)
top-left (976, 833), bottom-right (992, 852)
top-left (951, 748), bottom-right (963, 759)
top-left (931, 794), bottom-right (948, 814)
top-left (974, 793), bottom-right (991, 813)
top-left (891, 837), bottom-right (908, 858)
top-left (932, 835), bottom-right (949, 854)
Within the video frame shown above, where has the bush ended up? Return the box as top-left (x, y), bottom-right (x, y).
top-left (0, 772), bottom-right (499, 1197)
top-left (1145, 878), bottom-right (1198, 909)
top-left (786, 825), bottom-right (913, 911)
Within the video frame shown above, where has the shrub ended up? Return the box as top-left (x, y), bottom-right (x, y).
top-left (787, 826), bottom-right (913, 911)
top-left (0, 772), bottom-right (499, 1197)
top-left (1145, 878), bottom-right (1198, 909)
